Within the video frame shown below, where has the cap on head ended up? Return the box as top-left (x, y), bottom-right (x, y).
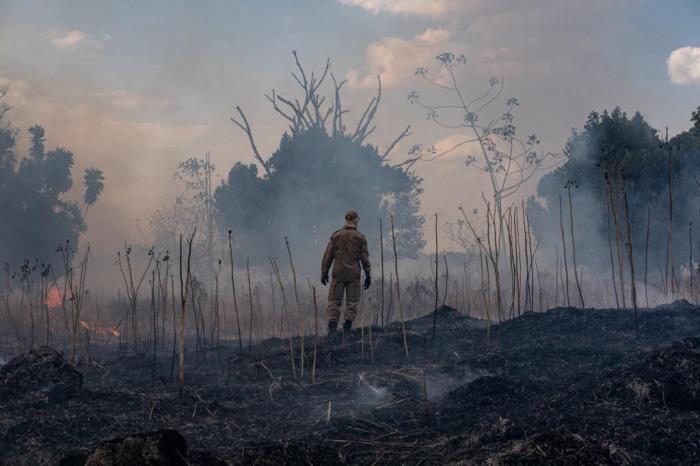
top-left (345, 210), bottom-right (359, 223)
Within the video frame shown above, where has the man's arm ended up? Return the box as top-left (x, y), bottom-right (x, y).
top-left (360, 235), bottom-right (371, 289)
top-left (321, 237), bottom-right (335, 277)
top-left (360, 236), bottom-right (370, 275)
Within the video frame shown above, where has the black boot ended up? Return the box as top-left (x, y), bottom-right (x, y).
top-left (343, 320), bottom-right (353, 333)
top-left (328, 321), bottom-right (338, 343)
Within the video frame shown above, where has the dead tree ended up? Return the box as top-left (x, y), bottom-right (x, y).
top-left (231, 51), bottom-right (412, 175)
top-left (409, 52), bottom-right (564, 221)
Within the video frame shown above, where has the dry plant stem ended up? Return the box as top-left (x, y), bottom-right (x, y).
top-left (431, 213), bottom-right (438, 347)
top-left (536, 260), bottom-right (543, 311)
top-left (690, 222), bottom-right (695, 303)
top-left (117, 244), bottom-right (154, 352)
top-left (285, 237), bottom-right (305, 378)
top-left (666, 133), bottom-right (673, 296)
top-left (442, 251), bottom-right (449, 307)
top-left (227, 231), bottom-right (243, 354)
top-left (459, 203), bottom-right (502, 322)
top-left (150, 270), bottom-right (157, 379)
top-left (609, 178), bottom-right (627, 308)
top-left (309, 281), bottom-right (318, 384)
top-left (246, 258), bottom-right (254, 350)
top-left (368, 297), bottom-right (374, 364)
top-left (390, 215), bottom-right (409, 358)
top-left (558, 195), bottom-right (571, 306)
top-left (170, 274), bottom-right (177, 380)
top-left (380, 218), bottom-right (385, 327)
top-left (554, 247), bottom-right (560, 306)
top-left (622, 179), bottom-right (639, 338)
top-left (479, 245), bottom-right (490, 348)
top-left (605, 180), bottom-right (620, 309)
top-left (270, 258), bottom-right (296, 377)
top-left (269, 272), bottom-right (277, 338)
top-left (567, 186), bottom-right (585, 308)
top-left (644, 207), bottom-right (650, 307)
top-left (178, 229), bottom-right (196, 399)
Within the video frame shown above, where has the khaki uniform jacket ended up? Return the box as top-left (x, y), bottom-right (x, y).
top-left (321, 223), bottom-right (371, 282)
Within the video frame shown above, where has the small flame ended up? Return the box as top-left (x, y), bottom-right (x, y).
top-left (79, 319), bottom-right (120, 337)
top-left (46, 286), bottom-right (64, 309)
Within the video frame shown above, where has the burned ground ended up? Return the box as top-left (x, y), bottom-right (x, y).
top-left (2, 303), bottom-right (700, 465)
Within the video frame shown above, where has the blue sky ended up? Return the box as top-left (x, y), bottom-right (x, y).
top-left (1, 0), bottom-right (699, 262)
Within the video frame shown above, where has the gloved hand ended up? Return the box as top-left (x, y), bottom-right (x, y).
top-left (363, 273), bottom-right (371, 290)
top-left (321, 272), bottom-right (329, 286)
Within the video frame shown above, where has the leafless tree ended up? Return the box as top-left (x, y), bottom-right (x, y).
top-left (408, 52), bottom-right (564, 218)
top-left (231, 51), bottom-right (413, 174)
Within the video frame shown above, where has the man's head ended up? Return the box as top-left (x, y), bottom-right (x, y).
top-left (345, 210), bottom-right (359, 225)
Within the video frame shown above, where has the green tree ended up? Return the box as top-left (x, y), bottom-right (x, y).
top-left (0, 87), bottom-right (104, 269)
top-left (532, 107), bottom-right (700, 272)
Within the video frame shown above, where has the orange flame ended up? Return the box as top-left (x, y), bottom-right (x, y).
top-left (79, 319), bottom-right (120, 337)
top-left (46, 286), bottom-right (64, 309)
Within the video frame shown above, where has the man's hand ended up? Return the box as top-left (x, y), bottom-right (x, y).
top-left (321, 272), bottom-right (329, 286)
top-left (363, 273), bottom-right (371, 290)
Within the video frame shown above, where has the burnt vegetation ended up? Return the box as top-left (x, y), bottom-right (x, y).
top-left (1, 53), bottom-right (700, 465)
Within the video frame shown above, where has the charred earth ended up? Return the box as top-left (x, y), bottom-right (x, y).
top-left (2, 303), bottom-right (700, 465)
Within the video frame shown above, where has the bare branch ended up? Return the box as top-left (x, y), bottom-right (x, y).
top-left (381, 125), bottom-right (413, 160)
top-left (231, 106), bottom-right (272, 177)
top-left (353, 75), bottom-right (382, 141)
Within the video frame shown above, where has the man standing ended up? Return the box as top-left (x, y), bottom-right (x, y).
top-left (321, 210), bottom-right (371, 339)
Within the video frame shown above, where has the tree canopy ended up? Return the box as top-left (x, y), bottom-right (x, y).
top-left (0, 89), bottom-right (104, 269)
top-left (531, 106), bottom-right (700, 270)
top-left (215, 127), bottom-right (424, 265)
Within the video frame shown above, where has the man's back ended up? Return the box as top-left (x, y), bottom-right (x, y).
top-left (322, 224), bottom-right (370, 282)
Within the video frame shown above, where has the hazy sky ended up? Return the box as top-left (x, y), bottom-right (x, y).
top-left (1, 0), bottom-right (699, 265)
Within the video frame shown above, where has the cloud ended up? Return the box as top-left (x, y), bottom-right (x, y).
top-left (337, 0), bottom-right (458, 17)
top-left (347, 28), bottom-right (451, 89)
top-left (667, 47), bottom-right (700, 85)
top-left (84, 90), bottom-right (171, 110)
top-left (50, 30), bottom-right (104, 49)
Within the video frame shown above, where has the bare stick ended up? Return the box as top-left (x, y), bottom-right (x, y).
top-left (622, 177), bottom-right (639, 338)
top-left (379, 218), bottom-right (385, 327)
top-left (558, 195), bottom-right (570, 306)
top-left (691, 222), bottom-right (695, 303)
top-left (665, 130), bottom-right (673, 296)
top-left (285, 237), bottom-right (305, 378)
top-left (309, 282), bottom-right (319, 384)
top-left (644, 207), bottom-right (650, 307)
top-left (609, 177), bottom-right (626, 308)
top-left (606, 179), bottom-right (620, 309)
top-left (270, 258), bottom-right (296, 377)
top-left (390, 215), bottom-right (409, 357)
top-left (178, 228), bottom-right (196, 399)
top-left (227, 231), bottom-right (243, 354)
top-left (231, 106), bottom-right (271, 176)
top-left (567, 185), bottom-right (585, 308)
top-left (246, 258), bottom-right (254, 350)
top-left (431, 213), bottom-right (439, 347)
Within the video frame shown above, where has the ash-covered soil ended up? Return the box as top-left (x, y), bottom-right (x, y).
top-left (2, 302), bottom-right (700, 465)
